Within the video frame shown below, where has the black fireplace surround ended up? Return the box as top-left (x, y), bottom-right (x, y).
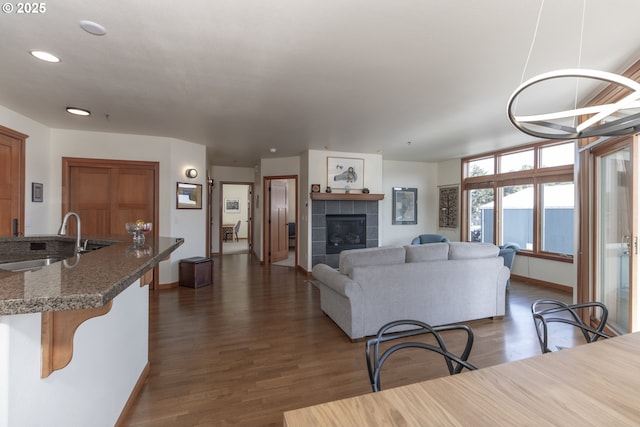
top-left (326, 214), bottom-right (366, 254)
top-left (311, 199), bottom-right (379, 268)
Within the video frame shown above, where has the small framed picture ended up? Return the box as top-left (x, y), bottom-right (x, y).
top-left (224, 198), bottom-right (240, 213)
top-left (311, 184), bottom-right (321, 193)
top-left (32, 182), bottom-right (43, 202)
top-left (176, 182), bottom-right (203, 209)
top-left (392, 187), bottom-right (417, 225)
top-left (327, 157), bottom-right (364, 190)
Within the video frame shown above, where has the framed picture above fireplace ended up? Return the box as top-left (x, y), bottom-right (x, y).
top-left (392, 187), bottom-right (417, 225)
top-left (327, 157), bottom-right (364, 191)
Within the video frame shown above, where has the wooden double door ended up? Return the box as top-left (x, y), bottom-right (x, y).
top-left (62, 157), bottom-right (160, 286)
top-left (62, 158), bottom-right (159, 238)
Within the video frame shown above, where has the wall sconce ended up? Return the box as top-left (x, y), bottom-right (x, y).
top-left (185, 168), bottom-right (198, 179)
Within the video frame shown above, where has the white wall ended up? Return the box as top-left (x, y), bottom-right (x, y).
top-left (0, 105), bottom-right (55, 235)
top-left (381, 160), bottom-right (439, 246)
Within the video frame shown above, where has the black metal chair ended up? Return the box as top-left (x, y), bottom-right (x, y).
top-left (233, 220), bottom-right (241, 242)
top-left (531, 299), bottom-right (612, 354)
top-left (365, 320), bottom-right (477, 392)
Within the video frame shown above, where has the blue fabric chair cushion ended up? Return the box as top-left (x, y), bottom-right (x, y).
top-left (411, 234), bottom-right (450, 245)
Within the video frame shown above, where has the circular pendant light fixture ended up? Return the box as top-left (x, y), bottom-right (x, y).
top-left (507, 69), bottom-right (640, 140)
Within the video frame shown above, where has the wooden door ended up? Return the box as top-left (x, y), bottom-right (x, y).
top-left (111, 167), bottom-right (156, 236)
top-left (0, 126), bottom-right (26, 237)
top-left (63, 158), bottom-right (159, 286)
top-left (69, 166), bottom-right (111, 236)
top-left (269, 180), bottom-right (289, 263)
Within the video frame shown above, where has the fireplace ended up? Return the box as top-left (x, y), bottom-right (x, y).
top-left (326, 214), bottom-right (366, 254)
top-left (311, 198), bottom-right (380, 268)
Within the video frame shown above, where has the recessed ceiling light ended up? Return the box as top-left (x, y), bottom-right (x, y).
top-left (66, 107), bottom-right (91, 116)
top-left (30, 50), bottom-right (60, 63)
top-left (79, 20), bottom-right (107, 36)
top-left (269, 148), bottom-right (277, 153)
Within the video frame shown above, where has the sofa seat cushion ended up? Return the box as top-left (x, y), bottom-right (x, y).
top-left (404, 242), bottom-right (449, 263)
top-left (339, 246), bottom-right (406, 277)
top-left (448, 242), bottom-right (499, 259)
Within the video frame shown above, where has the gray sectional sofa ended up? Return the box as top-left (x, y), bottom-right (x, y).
top-left (311, 242), bottom-right (510, 340)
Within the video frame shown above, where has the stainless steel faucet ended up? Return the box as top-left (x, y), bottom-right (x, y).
top-left (58, 211), bottom-right (82, 252)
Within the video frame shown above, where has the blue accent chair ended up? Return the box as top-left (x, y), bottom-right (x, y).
top-left (499, 242), bottom-right (520, 288)
top-left (411, 234), bottom-right (450, 245)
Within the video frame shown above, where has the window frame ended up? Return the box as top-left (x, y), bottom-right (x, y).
top-left (462, 140), bottom-right (574, 263)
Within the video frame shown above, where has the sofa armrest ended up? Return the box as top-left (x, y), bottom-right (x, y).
top-left (312, 264), bottom-right (361, 298)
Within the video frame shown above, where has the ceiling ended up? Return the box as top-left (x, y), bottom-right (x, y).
top-left (2, 0), bottom-right (640, 167)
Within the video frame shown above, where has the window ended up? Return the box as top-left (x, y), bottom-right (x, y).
top-left (469, 187), bottom-right (494, 242)
top-left (467, 157), bottom-right (494, 176)
top-left (463, 140), bottom-right (574, 261)
top-left (499, 150), bottom-right (533, 173)
top-left (540, 142), bottom-right (575, 168)
top-left (501, 184), bottom-right (533, 249)
top-left (541, 182), bottom-right (574, 255)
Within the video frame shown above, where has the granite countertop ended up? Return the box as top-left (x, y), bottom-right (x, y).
top-left (0, 236), bottom-right (183, 315)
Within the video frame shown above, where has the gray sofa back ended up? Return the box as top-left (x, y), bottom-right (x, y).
top-left (349, 256), bottom-right (508, 338)
top-left (339, 245), bottom-right (405, 277)
top-left (313, 241), bottom-right (509, 340)
top-left (404, 242), bottom-right (449, 262)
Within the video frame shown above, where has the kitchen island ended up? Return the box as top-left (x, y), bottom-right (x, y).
top-left (0, 235), bottom-right (183, 427)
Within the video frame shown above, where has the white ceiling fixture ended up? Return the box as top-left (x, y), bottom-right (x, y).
top-left (66, 107), bottom-right (91, 116)
top-left (29, 50), bottom-right (60, 63)
top-left (79, 20), bottom-right (107, 36)
top-left (507, 0), bottom-right (640, 140)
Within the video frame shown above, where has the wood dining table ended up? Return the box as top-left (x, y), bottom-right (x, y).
top-left (283, 332), bottom-right (640, 426)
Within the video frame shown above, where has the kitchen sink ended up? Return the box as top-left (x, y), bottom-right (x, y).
top-left (0, 256), bottom-right (66, 272)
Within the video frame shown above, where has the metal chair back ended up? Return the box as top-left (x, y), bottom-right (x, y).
top-left (531, 299), bottom-right (612, 353)
top-left (365, 320), bottom-right (477, 392)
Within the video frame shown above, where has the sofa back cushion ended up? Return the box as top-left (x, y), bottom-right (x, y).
top-left (404, 242), bottom-right (449, 263)
top-left (339, 246), bottom-right (406, 277)
top-left (448, 242), bottom-right (499, 259)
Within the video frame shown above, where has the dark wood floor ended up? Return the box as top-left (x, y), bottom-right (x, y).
top-left (121, 253), bottom-right (572, 427)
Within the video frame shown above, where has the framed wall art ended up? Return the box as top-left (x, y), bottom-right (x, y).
top-left (176, 182), bottom-right (202, 209)
top-left (327, 156), bottom-right (364, 190)
top-left (392, 187), bottom-right (417, 225)
top-left (224, 198), bottom-right (240, 213)
top-left (439, 186), bottom-right (459, 228)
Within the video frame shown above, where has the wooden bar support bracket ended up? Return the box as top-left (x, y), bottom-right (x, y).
top-left (41, 301), bottom-right (113, 378)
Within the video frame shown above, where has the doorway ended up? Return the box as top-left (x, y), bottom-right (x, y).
top-left (220, 182), bottom-right (252, 255)
top-left (264, 175), bottom-right (297, 267)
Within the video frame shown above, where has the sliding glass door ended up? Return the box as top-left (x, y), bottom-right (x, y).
top-left (594, 139), bottom-right (635, 333)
